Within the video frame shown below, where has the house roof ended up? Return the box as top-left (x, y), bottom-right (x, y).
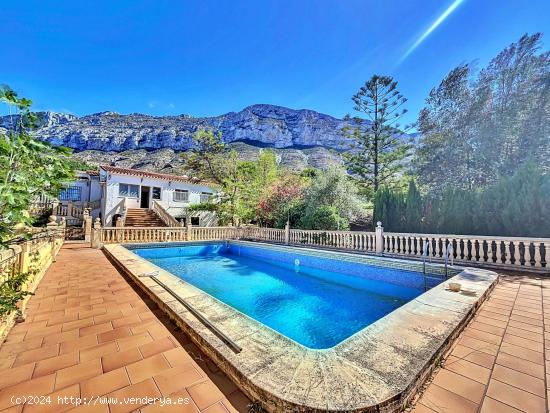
top-left (86, 170), bottom-right (100, 176)
top-left (99, 165), bottom-right (207, 185)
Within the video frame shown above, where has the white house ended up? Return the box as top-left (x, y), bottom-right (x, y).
top-left (56, 166), bottom-right (217, 227)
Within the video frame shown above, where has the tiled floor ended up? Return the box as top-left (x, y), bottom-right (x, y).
top-left (0, 244), bottom-right (250, 413)
top-left (412, 274), bottom-right (550, 413)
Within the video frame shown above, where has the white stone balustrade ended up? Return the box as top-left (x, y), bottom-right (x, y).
top-left (91, 224), bottom-right (549, 271)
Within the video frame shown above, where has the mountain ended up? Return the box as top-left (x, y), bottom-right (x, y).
top-left (1, 104), bottom-right (365, 171)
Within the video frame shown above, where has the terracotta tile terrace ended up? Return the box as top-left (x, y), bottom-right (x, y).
top-left (0, 244), bottom-right (249, 413)
top-left (412, 274), bottom-right (550, 413)
top-left (0, 243), bottom-right (548, 413)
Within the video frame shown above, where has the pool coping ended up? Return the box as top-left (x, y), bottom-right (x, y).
top-left (103, 241), bottom-right (499, 413)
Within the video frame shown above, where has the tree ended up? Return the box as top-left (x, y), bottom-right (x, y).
top-left (257, 174), bottom-right (306, 227)
top-left (301, 206), bottom-right (348, 231)
top-left (415, 33), bottom-right (550, 192)
top-left (404, 181), bottom-right (422, 232)
top-left (239, 150), bottom-right (278, 223)
top-left (478, 162), bottom-right (549, 237)
top-left (414, 64), bottom-right (484, 192)
top-left (0, 86), bottom-right (76, 243)
top-left (301, 167), bottom-right (364, 230)
top-left (184, 128), bottom-right (238, 224)
top-left (344, 75), bottom-right (413, 196)
top-left (184, 129), bottom-right (279, 225)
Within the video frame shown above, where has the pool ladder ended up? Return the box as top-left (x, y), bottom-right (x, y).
top-left (422, 242), bottom-right (431, 275)
top-left (444, 243), bottom-right (454, 278)
top-left (423, 242), bottom-right (454, 289)
top-left (422, 243), bottom-right (430, 290)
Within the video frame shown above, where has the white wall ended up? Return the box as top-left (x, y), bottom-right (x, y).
top-left (90, 177), bottom-right (102, 203)
top-left (59, 173), bottom-right (103, 219)
top-left (100, 170), bottom-right (217, 226)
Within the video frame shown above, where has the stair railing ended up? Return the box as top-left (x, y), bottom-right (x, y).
top-left (152, 200), bottom-right (180, 227)
top-left (120, 198), bottom-right (128, 226)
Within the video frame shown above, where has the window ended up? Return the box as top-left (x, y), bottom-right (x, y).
top-left (200, 192), bottom-right (212, 203)
top-left (191, 217), bottom-right (200, 226)
top-left (119, 183), bottom-right (139, 198)
top-left (152, 187), bottom-right (161, 200)
top-left (173, 189), bottom-right (189, 202)
top-left (59, 186), bottom-right (82, 201)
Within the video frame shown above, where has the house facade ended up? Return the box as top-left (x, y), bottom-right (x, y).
top-left (56, 166), bottom-right (217, 227)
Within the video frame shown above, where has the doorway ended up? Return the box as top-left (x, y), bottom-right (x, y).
top-left (140, 186), bottom-right (150, 208)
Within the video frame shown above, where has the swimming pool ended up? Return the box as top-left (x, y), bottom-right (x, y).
top-left (106, 241), bottom-right (497, 412)
top-left (129, 241), bottom-right (445, 349)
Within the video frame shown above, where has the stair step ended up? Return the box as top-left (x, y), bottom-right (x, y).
top-left (124, 209), bottom-right (167, 227)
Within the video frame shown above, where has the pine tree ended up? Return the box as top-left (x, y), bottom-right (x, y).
top-left (344, 75), bottom-right (413, 197)
top-left (415, 33), bottom-right (550, 192)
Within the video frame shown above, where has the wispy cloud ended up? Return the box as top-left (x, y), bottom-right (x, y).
top-left (398, 0), bottom-right (465, 64)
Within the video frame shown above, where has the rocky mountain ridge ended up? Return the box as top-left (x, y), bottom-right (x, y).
top-left (30, 104), bottom-right (357, 151)
top-left (1, 104), bottom-right (367, 171)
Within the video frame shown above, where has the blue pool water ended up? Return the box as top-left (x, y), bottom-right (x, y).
top-left (130, 242), bottom-right (442, 349)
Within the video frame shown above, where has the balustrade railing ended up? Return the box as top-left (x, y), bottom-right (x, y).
top-left (53, 202), bottom-right (84, 225)
top-left (92, 224), bottom-right (549, 271)
top-left (383, 232), bottom-right (549, 270)
top-left (191, 226), bottom-right (243, 241)
top-left (289, 229), bottom-right (376, 251)
top-left (28, 201), bottom-right (53, 216)
top-left (100, 227), bottom-right (188, 244)
top-left (55, 204), bottom-right (68, 216)
top-left (244, 227), bottom-right (286, 243)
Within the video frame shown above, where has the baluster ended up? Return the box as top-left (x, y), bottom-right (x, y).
top-left (484, 240), bottom-right (491, 263)
top-left (503, 241), bottom-right (511, 264)
top-left (456, 239), bottom-right (463, 261)
top-left (483, 240), bottom-right (489, 262)
top-left (533, 242), bottom-right (542, 268)
top-left (544, 242), bottom-right (550, 269)
top-left (473, 239), bottom-right (480, 261)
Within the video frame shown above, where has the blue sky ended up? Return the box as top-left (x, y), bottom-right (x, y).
top-left (2, 0), bottom-right (549, 125)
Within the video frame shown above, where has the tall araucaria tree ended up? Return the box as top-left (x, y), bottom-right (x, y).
top-left (344, 75), bottom-right (413, 197)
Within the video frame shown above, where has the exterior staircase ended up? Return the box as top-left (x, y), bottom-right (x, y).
top-left (124, 208), bottom-right (167, 227)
